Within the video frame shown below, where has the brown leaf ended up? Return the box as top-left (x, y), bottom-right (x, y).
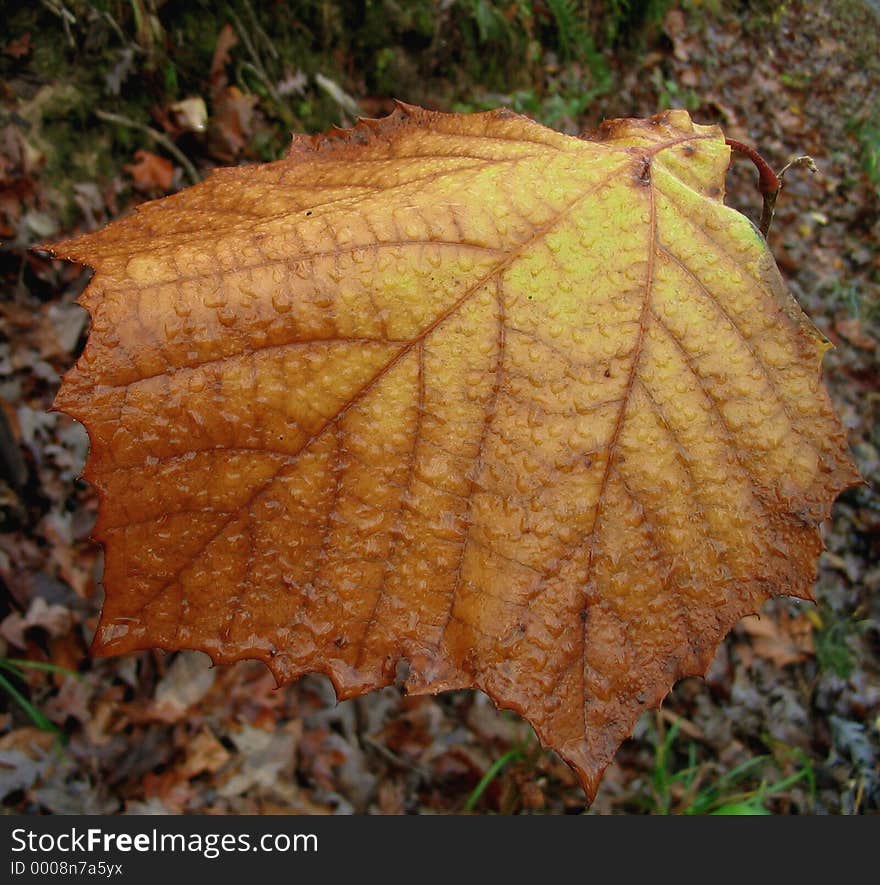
top-left (739, 610), bottom-right (815, 667)
top-left (125, 149), bottom-right (174, 194)
top-left (180, 728), bottom-right (231, 778)
top-left (209, 86), bottom-right (258, 161)
top-left (48, 104), bottom-right (859, 799)
top-left (151, 651), bottom-right (216, 721)
top-left (1, 597), bottom-right (73, 647)
top-left (210, 24), bottom-right (238, 97)
top-left (4, 33), bottom-right (32, 60)
top-left (215, 722), bottom-right (299, 799)
top-left (834, 317), bottom-right (877, 350)
top-left (663, 9), bottom-right (691, 62)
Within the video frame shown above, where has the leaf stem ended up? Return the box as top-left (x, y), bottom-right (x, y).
top-left (725, 138), bottom-right (780, 238)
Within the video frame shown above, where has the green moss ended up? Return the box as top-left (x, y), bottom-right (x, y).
top-left (2, 0), bottom-right (669, 229)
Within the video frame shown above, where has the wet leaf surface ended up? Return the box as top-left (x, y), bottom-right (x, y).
top-left (50, 104), bottom-right (857, 797)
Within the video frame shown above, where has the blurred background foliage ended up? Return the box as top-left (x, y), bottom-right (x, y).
top-left (4, 0), bottom-right (877, 233)
top-left (2, 0), bottom-right (691, 221)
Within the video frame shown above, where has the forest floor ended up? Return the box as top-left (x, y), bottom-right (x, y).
top-left (1, 0), bottom-right (878, 814)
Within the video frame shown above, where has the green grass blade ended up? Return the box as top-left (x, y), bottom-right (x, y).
top-left (0, 671), bottom-right (59, 734)
top-left (1, 658), bottom-right (81, 679)
top-left (0, 659), bottom-right (27, 678)
top-left (711, 802), bottom-right (773, 815)
top-left (464, 748), bottom-right (523, 813)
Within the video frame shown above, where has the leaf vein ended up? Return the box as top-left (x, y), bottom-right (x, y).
top-left (122, 163), bottom-right (628, 629)
top-left (355, 342), bottom-right (426, 666)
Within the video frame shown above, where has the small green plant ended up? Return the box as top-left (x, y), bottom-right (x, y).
top-left (462, 728), bottom-right (543, 813)
top-left (811, 605), bottom-right (868, 680)
top-left (546, 0), bottom-right (592, 62)
top-left (827, 279), bottom-right (864, 320)
top-left (464, 747), bottom-right (525, 812)
top-left (848, 109), bottom-right (880, 196)
top-left (644, 719), bottom-right (815, 814)
top-left (779, 71), bottom-right (812, 90)
top-left (609, 0), bottom-right (674, 45)
top-left (651, 68), bottom-right (699, 112)
top-left (0, 657), bottom-right (79, 737)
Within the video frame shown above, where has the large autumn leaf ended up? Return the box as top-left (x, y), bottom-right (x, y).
top-left (50, 104), bottom-right (858, 799)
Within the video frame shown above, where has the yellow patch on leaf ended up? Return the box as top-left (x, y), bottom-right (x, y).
top-left (49, 104), bottom-right (859, 799)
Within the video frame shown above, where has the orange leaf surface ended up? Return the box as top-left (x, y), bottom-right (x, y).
top-left (49, 104), bottom-right (859, 799)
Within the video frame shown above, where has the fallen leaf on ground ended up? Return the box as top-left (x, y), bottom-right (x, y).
top-left (1, 597), bottom-right (73, 647)
top-left (209, 24), bottom-right (238, 96)
top-left (125, 149), bottom-right (174, 193)
top-left (151, 651), bottom-right (216, 721)
top-left (218, 722), bottom-right (300, 798)
top-left (835, 317), bottom-right (876, 350)
top-left (739, 610), bottom-right (815, 667)
top-left (180, 728), bottom-right (230, 778)
top-left (209, 86), bottom-right (258, 160)
top-left (4, 33), bottom-right (32, 59)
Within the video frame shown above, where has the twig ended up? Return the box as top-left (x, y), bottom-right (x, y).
top-left (94, 109), bottom-right (201, 185)
top-left (659, 709), bottom-right (707, 742)
top-left (243, 0), bottom-right (279, 61)
top-left (40, 0), bottom-right (76, 49)
top-left (96, 6), bottom-right (137, 50)
top-left (228, 7), bottom-right (295, 128)
top-left (361, 735), bottom-right (431, 779)
top-left (778, 155), bottom-right (820, 181)
top-left (315, 72), bottom-right (362, 119)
